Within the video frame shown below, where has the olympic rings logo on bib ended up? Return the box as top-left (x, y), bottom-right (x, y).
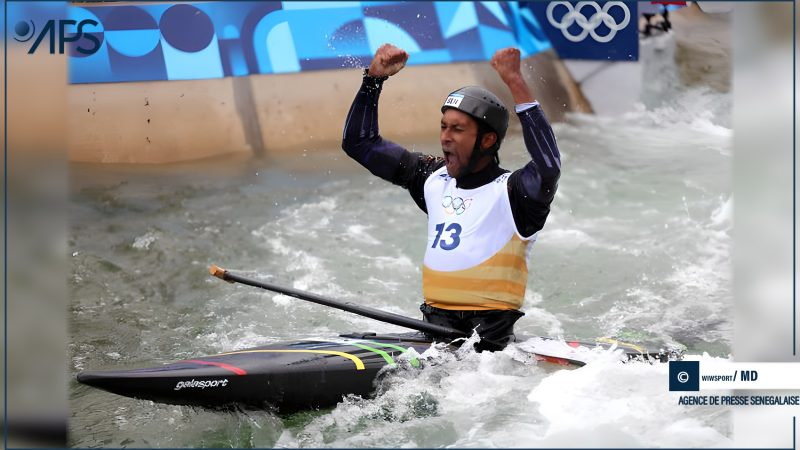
top-left (442, 195), bottom-right (472, 215)
top-left (546, 1), bottom-right (631, 43)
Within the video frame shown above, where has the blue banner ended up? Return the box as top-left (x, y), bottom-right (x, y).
top-left (59, 1), bottom-right (553, 84)
top-left (524, 1), bottom-right (638, 61)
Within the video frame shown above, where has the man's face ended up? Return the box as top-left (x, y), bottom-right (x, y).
top-left (440, 108), bottom-right (479, 177)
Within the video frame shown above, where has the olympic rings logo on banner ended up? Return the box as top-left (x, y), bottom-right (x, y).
top-left (442, 195), bottom-right (472, 216)
top-left (546, 1), bottom-right (631, 43)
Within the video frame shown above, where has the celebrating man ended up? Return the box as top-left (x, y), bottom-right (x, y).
top-left (342, 45), bottom-right (561, 351)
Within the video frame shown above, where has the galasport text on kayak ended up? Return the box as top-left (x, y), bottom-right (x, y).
top-left (174, 379), bottom-right (229, 391)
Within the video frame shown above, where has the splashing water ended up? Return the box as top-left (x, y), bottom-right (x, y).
top-left (69, 32), bottom-right (731, 447)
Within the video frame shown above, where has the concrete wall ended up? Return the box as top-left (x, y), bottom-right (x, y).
top-left (672, 3), bottom-right (731, 93)
top-left (69, 78), bottom-right (255, 163)
top-left (68, 50), bottom-right (591, 164)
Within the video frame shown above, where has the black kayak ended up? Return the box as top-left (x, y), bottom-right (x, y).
top-left (76, 331), bottom-right (668, 412)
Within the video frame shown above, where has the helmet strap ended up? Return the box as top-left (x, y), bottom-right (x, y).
top-left (458, 123), bottom-right (499, 179)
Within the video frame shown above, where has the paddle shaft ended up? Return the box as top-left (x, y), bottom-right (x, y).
top-left (210, 266), bottom-right (467, 339)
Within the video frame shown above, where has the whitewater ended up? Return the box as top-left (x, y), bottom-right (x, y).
top-left (69, 31), bottom-right (734, 447)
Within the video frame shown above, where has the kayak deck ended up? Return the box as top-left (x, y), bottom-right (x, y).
top-left (77, 333), bottom-right (433, 411)
top-left (76, 332), bottom-right (672, 411)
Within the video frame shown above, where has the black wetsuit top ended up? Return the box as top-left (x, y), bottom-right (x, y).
top-left (340, 73), bottom-right (561, 349)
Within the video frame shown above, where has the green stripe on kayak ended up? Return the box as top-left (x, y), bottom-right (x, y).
top-left (361, 341), bottom-right (421, 368)
top-left (350, 343), bottom-right (396, 367)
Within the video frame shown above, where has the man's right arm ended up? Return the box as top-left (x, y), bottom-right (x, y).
top-left (341, 72), bottom-right (414, 181)
top-left (341, 65), bottom-right (443, 212)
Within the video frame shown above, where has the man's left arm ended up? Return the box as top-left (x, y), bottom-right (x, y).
top-left (490, 48), bottom-right (561, 238)
top-left (508, 103), bottom-right (561, 237)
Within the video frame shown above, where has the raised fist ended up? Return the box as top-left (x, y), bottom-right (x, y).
top-left (367, 44), bottom-right (409, 78)
top-left (490, 47), bottom-right (522, 84)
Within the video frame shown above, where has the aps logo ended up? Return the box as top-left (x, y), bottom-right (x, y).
top-left (14, 19), bottom-right (101, 55)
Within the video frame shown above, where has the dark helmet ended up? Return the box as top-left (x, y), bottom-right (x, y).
top-left (441, 86), bottom-right (509, 146)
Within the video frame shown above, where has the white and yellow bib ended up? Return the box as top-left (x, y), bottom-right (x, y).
top-left (422, 167), bottom-right (537, 310)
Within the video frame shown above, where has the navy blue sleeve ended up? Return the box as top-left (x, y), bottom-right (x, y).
top-left (341, 73), bottom-right (444, 213)
top-left (507, 104), bottom-right (561, 238)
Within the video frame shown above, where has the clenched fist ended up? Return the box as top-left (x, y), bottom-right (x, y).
top-left (367, 44), bottom-right (409, 78)
top-left (490, 47), bottom-right (523, 85)
top-left (490, 47), bottom-right (533, 104)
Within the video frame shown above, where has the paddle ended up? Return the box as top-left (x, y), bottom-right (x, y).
top-left (209, 265), bottom-right (467, 339)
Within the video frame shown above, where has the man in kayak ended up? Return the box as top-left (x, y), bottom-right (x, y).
top-left (341, 44), bottom-right (560, 351)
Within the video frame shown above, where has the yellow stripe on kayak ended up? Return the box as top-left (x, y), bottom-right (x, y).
top-left (216, 349), bottom-right (365, 370)
top-left (596, 337), bottom-right (647, 354)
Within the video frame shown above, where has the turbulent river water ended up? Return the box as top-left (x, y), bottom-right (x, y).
top-left (69, 35), bottom-right (733, 447)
